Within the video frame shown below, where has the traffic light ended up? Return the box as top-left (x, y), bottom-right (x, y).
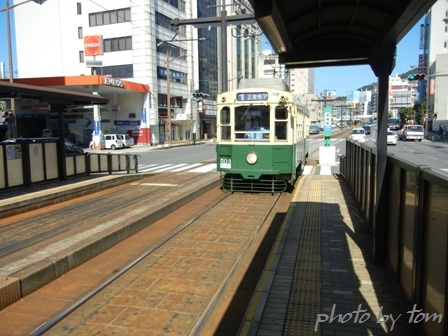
top-left (192, 91), bottom-right (209, 100)
top-left (408, 73), bottom-right (426, 81)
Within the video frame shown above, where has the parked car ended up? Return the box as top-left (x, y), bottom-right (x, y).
top-left (64, 138), bottom-right (84, 154)
top-left (350, 127), bottom-right (366, 143)
top-left (117, 134), bottom-right (134, 147)
top-left (309, 125), bottom-right (320, 134)
top-left (387, 131), bottom-right (397, 145)
top-left (103, 134), bottom-right (125, 150)
top-left (0, 137), bottom-right (35, 143)
top-left (401, 125), bottom-right (424, 141)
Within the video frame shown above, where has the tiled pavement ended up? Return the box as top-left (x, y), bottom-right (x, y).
top-left (240, 167), bottom-right (421, 336)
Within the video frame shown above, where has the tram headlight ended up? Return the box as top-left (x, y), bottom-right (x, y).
top-left (246, 152), bottom-right (258, 165)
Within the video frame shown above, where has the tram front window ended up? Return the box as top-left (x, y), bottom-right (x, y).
top-left (235, 105), bottom-right (270, 140)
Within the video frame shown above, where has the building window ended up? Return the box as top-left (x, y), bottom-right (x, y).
top-left (97, 64), bottom-right (133, 78)
top-left (156, 39), bottom-right (186, 58)
top-left (78, 27), bottom-right (83, 39)
top-left (79, 51), bottom-right (84, 63)
top-left (89, 8), bottom-right (131, 27)
top-left (158, 94), bottom-right (183, 108)
top-left (77, 2), bottom-right (82, 15)
top-left (104, 36), bottom-right (132, 52)
top-left (163, 0), bottom-right (179, 9)
top-left (157, 66), bottom-right (187, 84)
top-left (155, 11), bottom-right (178, 34)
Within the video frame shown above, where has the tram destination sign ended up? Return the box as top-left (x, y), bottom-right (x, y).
top-left (236, 92), bottom-right (268, 101)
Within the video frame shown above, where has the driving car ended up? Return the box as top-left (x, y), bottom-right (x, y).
top-left (387, 131), bottom-right (397, 145)
top-left (309, 125), bottom-right (320, 134)
top-left (362, 124), bottom-right (372, 135)
top-left (350, 127), bottom-right (366, 143)
top-left (401, 125), bottom-right (424, 141)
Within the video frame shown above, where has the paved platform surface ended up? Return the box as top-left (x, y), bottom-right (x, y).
top-left (240, 167), bottom-right (423, 336)
top-left (0, 162), bottom-right (424, 335)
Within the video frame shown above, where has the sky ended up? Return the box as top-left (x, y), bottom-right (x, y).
top-left (314, 20), bottom-right (423, 97)
top-left (0, 1), bottom-right (423, 96)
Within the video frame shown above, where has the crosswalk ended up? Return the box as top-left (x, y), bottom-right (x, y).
top-left (302, 164), bottom-right (339, 175)
top-left (138, 162), bottom-right (217, 174)
top-left (138, 162), bottom-right (339, 175)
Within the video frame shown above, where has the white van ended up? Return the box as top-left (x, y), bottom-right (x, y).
top-left (117, 134), bottom-right (134, 148)
top-left (350, 127), bottom-right (366, 143)
top-left (401, 125), bottom-right (424, 141)
top-left (103, 134), bottom-right (125, 150)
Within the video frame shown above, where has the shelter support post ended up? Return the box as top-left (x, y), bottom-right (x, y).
top-left (369, 51), bottom-right (395, 264)
top-left (53, 104), bottom-right (67, 181)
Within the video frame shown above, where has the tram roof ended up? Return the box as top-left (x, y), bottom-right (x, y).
top-left (238, 78), bottom-right (290, 91)
top-left (248, 0), bottom-right (436, 69)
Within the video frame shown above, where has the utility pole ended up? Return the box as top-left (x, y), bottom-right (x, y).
top-left (166, 50), bottom-right (172, 146)
top-left (3, 0), bottom-right (48, 139)
top-left (171, 2), bottom-right (254, 93)
top-left (6, 0), bottom-right (16, 138)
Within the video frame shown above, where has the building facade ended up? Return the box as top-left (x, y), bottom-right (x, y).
top-left (419, 0), bottom-right (448, 126)
top-left (9, 0), bottom-right (259, 145)
top-left (258, 50), bottom-right (318, 122)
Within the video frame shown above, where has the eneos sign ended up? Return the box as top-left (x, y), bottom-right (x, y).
top-left (84, 35), bottom-right (103, 56)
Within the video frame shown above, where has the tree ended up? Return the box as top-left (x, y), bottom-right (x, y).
top-left (413, 101), bottom-right (426, 125)
top-left (398, 107), bottom-right (412, 125)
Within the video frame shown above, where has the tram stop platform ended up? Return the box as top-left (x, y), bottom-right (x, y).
top-left (0, 165), bottom-right (421, 335)
top-left (241, 165), bottom-right (420, 336)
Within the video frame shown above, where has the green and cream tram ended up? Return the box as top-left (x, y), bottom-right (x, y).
top-left (216, 78), bottom-right (310, 193)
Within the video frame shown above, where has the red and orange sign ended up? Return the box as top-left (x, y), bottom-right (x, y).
top-left (84, 35), bottom-right (103, 56)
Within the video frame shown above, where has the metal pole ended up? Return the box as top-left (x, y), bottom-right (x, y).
top-left (166, 50), bottom-right (172, 146)
top-left (6, 0), bottom-right (17, 139)
top-left (221, 1), bottom-right (228, 92)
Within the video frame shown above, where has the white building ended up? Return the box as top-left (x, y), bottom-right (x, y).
top-left (9, 0), bottom-right (260, 144)
top-left (258, 50), bottom-right (318, 121)
top-left (388, 74), bottom-right (415, 117)
top-left (420, 0), bottom-right (448, 125)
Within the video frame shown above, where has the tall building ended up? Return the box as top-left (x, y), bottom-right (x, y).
top-left (420, 0), bottom-right (448, 123)
top-left (9, 0), bottom-right (259, 144)
top-left (389, 74), bottom-right (416, 117)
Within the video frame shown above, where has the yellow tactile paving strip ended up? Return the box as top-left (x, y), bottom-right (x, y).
top-left (242, 173), bottom-right (422, 336)
top-left (284, 179), bottom-right (321, 335)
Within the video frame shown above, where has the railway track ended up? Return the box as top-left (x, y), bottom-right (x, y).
top-left (0, 173), bottom-right (216, 276)
top-left (1, 176), bottom-right (293, 336)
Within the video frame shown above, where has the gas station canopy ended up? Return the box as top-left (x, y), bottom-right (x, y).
top-left (0, 80), bottom-right (109, 106)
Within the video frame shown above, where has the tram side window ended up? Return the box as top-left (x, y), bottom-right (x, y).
top-left (220, 106), bottom-right (231, 141)
top-left (275, 106), bottom-right (288, 140)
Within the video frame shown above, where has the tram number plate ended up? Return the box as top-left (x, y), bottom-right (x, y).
top-left (220, 158), bottom-right (231, 169)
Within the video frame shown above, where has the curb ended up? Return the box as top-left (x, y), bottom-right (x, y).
top-left (0, 173), bottom-right (221, 309)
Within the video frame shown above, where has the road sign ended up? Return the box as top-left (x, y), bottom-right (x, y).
top-left (86, 60), bottom-right (103, 67)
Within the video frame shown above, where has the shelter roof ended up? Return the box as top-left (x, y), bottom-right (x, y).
top-left (248, 0), bottom-right (436, 69)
